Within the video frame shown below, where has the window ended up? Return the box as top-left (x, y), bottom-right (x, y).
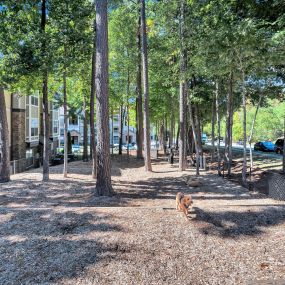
top-left (114, 127), bottom-right (118, 132)
top-left (69, 116), bottom-right (78, 125)
top-left (31, 127), bottom-right (38, 137)
top-left (53, 120), bottom-right (59, 134)
top-left (31, 96), bottom-right (38, 106)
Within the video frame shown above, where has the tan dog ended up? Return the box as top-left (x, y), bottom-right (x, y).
top-left (176, 192), bottom-right (193, 221)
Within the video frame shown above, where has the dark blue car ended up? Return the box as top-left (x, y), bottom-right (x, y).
top-left (254, 141), bottom-right (275, 152)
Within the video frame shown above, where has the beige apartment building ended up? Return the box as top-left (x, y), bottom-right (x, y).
top-left (4, 91), bottom-right (60, 173)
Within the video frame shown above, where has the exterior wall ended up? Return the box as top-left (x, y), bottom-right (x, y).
top-left (11, 94), bottom-right (26, 172)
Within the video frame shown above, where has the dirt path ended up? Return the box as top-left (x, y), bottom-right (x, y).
top-left (0, 156), bottom-right (285, 284)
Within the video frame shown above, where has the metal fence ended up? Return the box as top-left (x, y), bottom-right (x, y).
top-left (268, 173), bottom-right (285, 200)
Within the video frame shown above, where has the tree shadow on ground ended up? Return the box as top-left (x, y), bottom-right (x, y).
top-left (192, 206), bottom-right (285, 238)
top-left (0, 208), bottom-right (127, 284)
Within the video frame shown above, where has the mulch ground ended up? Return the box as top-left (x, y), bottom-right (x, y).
top-left (0, 155), bottom-right (285, 284)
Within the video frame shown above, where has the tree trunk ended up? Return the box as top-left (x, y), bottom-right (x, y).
top-left (63, 70), bottom-right (68, 178)
top-left (248, 93), bottom-right (263, 171)
top-left (141, 0), bottom-right (152, 171)
top-left (176, 124), bottom-right (180, 150)
top-left (194, 103), bottom-right (203, 165)
top-left (0, 87), bottom-right (10, 183)
top-left (241, 69), bottom-right (247, 188)
top-left (41, 0), bottom-right (49, 182)
top-left (83, 95), bottom-right (88, 162)
top-left (215, 80), bottom-right (221, 176)
top-left (225, 72), bottom-right (234, 176)
top-left (169, 107), bottom-right (174, 148)
top-left (188, 99), bottom-right (200, 176)
top-left (283, 116), bottom-right (285, 174)
top-left (95, 0), bottom-right (113, 196)
top-left (136, 1), bottom-right (143, 159)
top-left (90, 33), bottom-right (97, 179)
top-left (178, 0), bottom-right (186, 172)
top-left (111, 108), bottom-right (114, 155)
top-left (211, 93), bottom-right (216, 162)
top-left (127, 69), bottom-right (130, 157)
top-left (119, 105), bottom-right (124, 155)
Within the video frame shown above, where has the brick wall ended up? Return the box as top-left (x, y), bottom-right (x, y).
top-left (11, 109), bottom-right (26, 161)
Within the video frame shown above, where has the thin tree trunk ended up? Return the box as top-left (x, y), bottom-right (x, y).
top-left (136, 1), bottom-right (143, 159)
top-left (169, 107), bottom-right (174, 148)
top-left (211, 93), bottom-right (216, 162)
top-left (0, 87), bottom-right (10, 183)
top-left (90, 32), bottom-right (97, 179)
top-left (126, 69), bottom-right (130, 157)
top-left (241, 69), bottom-right (247, 187)
top-left (178, 0), bottom-right (186, 172)
top-left (248, 93), bottom-right (263, 170)
top-left (194, 103), bottom-right (203, 167)
top-left (63, 70), bottom-right (68, 178)
top-left (95, 0), bottom-right (113, 196)
top-left (119, 105), bottom-right (123, 155)
top-left (176, 124), bottom-right (180, 150)
top-left (111, 108), bottom-right (114, 155)
top-left (188, 99), bottom-right (200, 176)
top-left (83, 95), bottom-right (88, 162)
top-left (141, 0), bottom-right (152, 171)
top-left (41, 0), bottom-right (49, 182)
top-left (215, 80), bottom-right (221, 176)
top-left (225, 72), bottom-right (234, 176)
top-left (283, 116), bottom-right (285, 174)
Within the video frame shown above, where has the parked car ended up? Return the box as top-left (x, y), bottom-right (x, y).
top-left (274, 138), bottom-right (284, 154)
top-left (202, 134), bottom-right (208, 145)
top-left (254, 141), bottom-right (275, 152)
top-left (51, 153), bottom-right (76, 166)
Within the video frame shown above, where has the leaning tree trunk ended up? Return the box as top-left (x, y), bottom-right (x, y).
top-left (83, 95), bottom-right (88, 162)
top-left (211, 93), bottom-right (216, 162)
top-left (248, 93), bottom-right (263, 174)
top-left (0, 87), bottom-right (10, 183)
top-left (95, 0), bottom-right (113, 196)
top-left (141, 0), bottom-right (152, 171)
top-left (178, 0), bottom-right (186, 172)
top-left (136, 1), bottom-right (143, 159)
top-left (41, 0), bottom-right (49, 182)
top-left (90, 33), bottom-right (97, 179)
top-left (188, 100), bottom-right (200, 176)
top-left (215, 80), bottom-right (221, 176)
top-left (63, 70), bottom-right (68, 178)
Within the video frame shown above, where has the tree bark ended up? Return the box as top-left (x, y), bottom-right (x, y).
top-left (126, 69), bottom-right (130, 157)
top-left (41, 0), bottom-right (49, 182)
top-left (215, 80), bottom-right (221, 176)
top-left (169, 106), bottom-right (174, 148)
top-left (283, 116), bottom-right (285, 174)
top-left (176, 124), bottom-right (180, 150)
top-left (141, 0), bottom-right (152, 171)
top-left (90, 33), bottom-right (97, 179)
top-left (83, 95), bottom-right (88, 162)
top-left (136, 1), bottom-right (143, 159)
top-left (248, 93), bottom-right (263, 170)
top-left (211, 92), bottom-right (216, 162)
top-left (0, 87), bottom-right (10, 183)
top-left (95, 0), bottom-right (113, 196)
top-left (178, 0), bottom-right (186, 172)
top-left (188, 99), bottom-right (200, 176)
top-left (241, 69), bottom-right (248, 188)
top-left (225, 72), bottom-right (234, 176)
top-left (119, 105), bottom-right (124, 155)
top-left (111, 108), bottom-right (114, 155)
top-left (63, 70), bottom-right (68, 178)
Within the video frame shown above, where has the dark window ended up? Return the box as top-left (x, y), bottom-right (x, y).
top-left (31, 96), bottom-right (38, 106)
top-left (31, 128), bottom-right (38, 136)
top-left (69, 116), bottom-right (78, 125)
top-left (114, 127), bottom-right (118, 131)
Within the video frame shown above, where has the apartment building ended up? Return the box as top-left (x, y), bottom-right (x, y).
top-left (4, 91), bottom-right (60, 173)
top-left (59, 110), bottom-right (137, 148)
